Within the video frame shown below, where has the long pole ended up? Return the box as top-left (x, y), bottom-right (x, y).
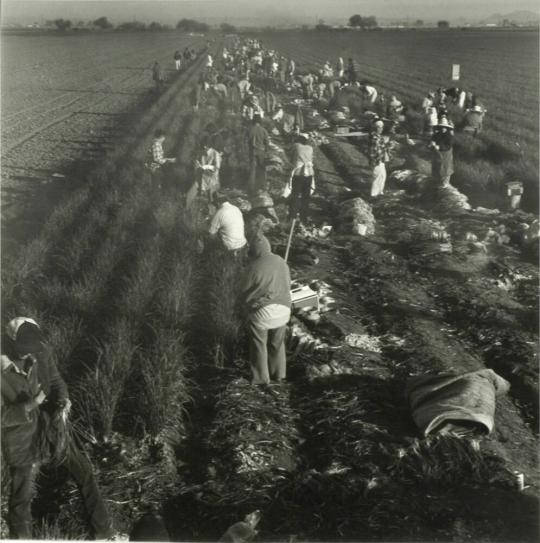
top-left (284, 217), bottom-right (297, 262)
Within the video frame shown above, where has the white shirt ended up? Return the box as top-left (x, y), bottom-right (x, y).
top-left (208, 202), bottom-right (247, 251)
top-left (251, 304), bottom-right (291, 330)
top-left (364, 86), bottom-right (378, 103)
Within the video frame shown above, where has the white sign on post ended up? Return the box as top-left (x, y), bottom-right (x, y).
top-left (452, 64), bottom-right (460, 81)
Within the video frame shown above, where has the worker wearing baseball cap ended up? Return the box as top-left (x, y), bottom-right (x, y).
top-left (1, 317), bottom-right (126, 540)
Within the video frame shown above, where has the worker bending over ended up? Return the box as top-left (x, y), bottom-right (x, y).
top-left (208, 191), bottom-right (248, 256)
top-left (239, 236), bottom-right (291, 385)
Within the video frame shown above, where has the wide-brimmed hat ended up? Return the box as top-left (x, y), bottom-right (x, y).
top-left (437, 117), bottom-right (454, 129)
top-left (297, 133), bottom-right (310, 142)
top-left (472, 105), bottom-right (484, 113)
top-left (389, 96), bottom-right (401, 106)
top-left (373, 119), bottom-right (384, 129)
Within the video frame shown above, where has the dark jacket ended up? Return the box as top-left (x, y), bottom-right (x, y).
top-left (246, 123), bottom-right (269, 157)
top-left (1, 352), bottom-right (68, 466)
top-left (240, 236), bottom-right (291, 313)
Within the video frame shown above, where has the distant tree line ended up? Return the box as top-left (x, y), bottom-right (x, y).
top-left (348, 14), bottom-right (378, 28)
top-left (176, 18), bottom-right (210, 32)
top-left (47, 16), bottom-right (214, 32)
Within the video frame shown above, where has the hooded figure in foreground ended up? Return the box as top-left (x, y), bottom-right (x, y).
top-left (1, 317), bottom-right (124, 540)
top-left (239, 236), bottom-right (291, 384)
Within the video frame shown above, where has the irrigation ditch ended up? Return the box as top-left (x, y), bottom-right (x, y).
top-left (1, 37), bottom-right (538, 542)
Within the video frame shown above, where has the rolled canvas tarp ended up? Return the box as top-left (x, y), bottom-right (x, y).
top-left (406, 369), bottom-right (510, 436)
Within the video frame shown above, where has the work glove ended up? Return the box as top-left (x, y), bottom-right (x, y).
top-left (25, 388), bottom-right (46, 413)
top-left (58, 398), bottom-right (72, 420)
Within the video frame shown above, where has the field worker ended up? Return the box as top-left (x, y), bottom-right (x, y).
top-left (386, 95), bottom-right (404, 133)
top-left (278, 57), bottom-right (287, 83)
top-left (457, 89), bottom-right (467, 109)
top-left (239, 235), bottom-right (291, 385)
top-left (242, 92), bottom-right (265, 121)
top-left (206, 53), bottom-right (213, 68)
top-left (301, 73), bottom-right (315, 99)
top-left (315, 79), bottom-right (327, 100)
top-left (208, 191), bottom-right (248, 254)
top-left (286, 58), bottom-right (296, 83)
top-left (196, 137), bottom-right (222, 204)
top-left (174, 50), bottom-right (182, 70)
top-left (444, 86), bottom-right (461, 105)
top-left (246, 113), bottom-right (270, 194)
top-left (434, 87), bottom-right (446, 107)
top-left (422, 92), bottom-right (435, 114)
top-left (288, 133), bottom-right (315, 223)
top-left (148, 129), bottom-right (176, 190)
top-left (1, 318), bottom-right (126, 540)
top-left (322, 61), bottom-right (334, 79)
top-left (213, 75), bottom-right (228, 103)
top-left (430, 116), bottom-right (454, 187)
top-left (270, 58), bottom-right (279, 77)
top-left (152, 61), bottom-right (165, 93)
top-left (461, 105), bottom-right (485, 136)
top-left (346, 58), bottom-right (358, 83)
top-left (336, 56), bottom-right (345, 78)
top-left (237, 75), bottom-right (251, 101)
top-left (425, 105), bottom-right (438, 135)
top-left (361, 83), bottom-right (378, 105)
top-left (368, 119), bottom-right (390, 198)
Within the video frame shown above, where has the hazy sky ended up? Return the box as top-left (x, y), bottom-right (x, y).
top-left (2, 0), bottom-right (539, 26)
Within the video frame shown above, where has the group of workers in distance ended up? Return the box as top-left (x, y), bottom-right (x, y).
top-left (3, 35), bottom-right (490, 541)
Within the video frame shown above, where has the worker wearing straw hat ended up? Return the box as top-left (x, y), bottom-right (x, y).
top-left (240, 235), bottom-right (291, 385)
top-left (430, 116), bottom-right (455, 187)
top-left (368, 119), bottom-right (390, 198)
top-left (1, 318), bottom-right (125, 540)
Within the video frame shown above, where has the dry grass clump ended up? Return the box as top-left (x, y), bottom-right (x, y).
top-left (75, 319), bottom-right (138, 442)
top-left (205, 251), bottom-right (244, 367)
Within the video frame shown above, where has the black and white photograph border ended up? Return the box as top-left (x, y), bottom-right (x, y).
top-left (1, 0), bottom-right (539, 541)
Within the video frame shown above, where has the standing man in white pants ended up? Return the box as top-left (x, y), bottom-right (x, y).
top-left (368, 119), bottom-right (390, 198)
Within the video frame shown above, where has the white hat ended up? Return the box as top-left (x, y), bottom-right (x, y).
top-left (437, 117), bottom-right (454, 129)
top-left (374, 120), bottom-right (384, 128)
top-left (472, 105), bottom-right (484, 113)
top-left (6, 317), bottom-right (40, 341)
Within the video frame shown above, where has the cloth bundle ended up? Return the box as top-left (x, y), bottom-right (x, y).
top-left (406, 369), bottom-right (510, 437)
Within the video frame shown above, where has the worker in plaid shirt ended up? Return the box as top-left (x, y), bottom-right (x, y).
top-left (147, 129), bottom-right (176, 190)
top-left (368, 119), bottom-right (390, 198)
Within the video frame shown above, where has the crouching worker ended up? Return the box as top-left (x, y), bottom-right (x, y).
top-left (208, 191), bottom-right (248, 257)
top-left (1, 317), bottom-right (125, 541)
top-left (239, 236), bottom-right (291, 385)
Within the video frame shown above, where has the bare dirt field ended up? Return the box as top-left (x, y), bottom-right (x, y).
top-left (1, 31), bottom-right (204, 254)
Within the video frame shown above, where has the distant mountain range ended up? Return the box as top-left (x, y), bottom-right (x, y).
top-left (479, 10), bottom-right (539, 24)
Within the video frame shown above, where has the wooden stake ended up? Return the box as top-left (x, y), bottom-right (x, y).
top-left (284, 216), bottom-right (297, 262)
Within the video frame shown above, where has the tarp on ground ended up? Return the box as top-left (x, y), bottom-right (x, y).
top-left (406, 369), bottom-right (510, 436)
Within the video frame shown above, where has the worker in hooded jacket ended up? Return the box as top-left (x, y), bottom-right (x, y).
top-left (1, 317), bottom-right (124, 540)
top-left (239, 236), bottom-right (291, 385)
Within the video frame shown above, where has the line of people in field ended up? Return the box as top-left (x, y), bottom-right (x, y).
top-left (3, 36), bottom-right (493, 541)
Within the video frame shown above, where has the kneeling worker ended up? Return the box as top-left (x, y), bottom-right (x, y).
top-left (208, 191), bottom-right (247, 255)
top-left (239, 235), bottom-right (291, 385)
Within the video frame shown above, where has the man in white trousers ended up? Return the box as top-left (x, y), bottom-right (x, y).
top-left (368, 120), bottom-right (390, 198)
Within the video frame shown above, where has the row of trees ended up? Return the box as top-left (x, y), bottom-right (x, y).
top-left (49, 17), bottom-right (236, 33)
top-left (314, 14), bottom-right (451, 30)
